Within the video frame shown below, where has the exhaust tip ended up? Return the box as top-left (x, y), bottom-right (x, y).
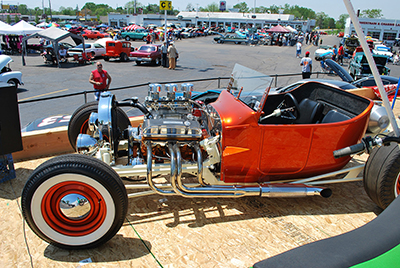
top-left (320, 188), bottom-right (332, 198)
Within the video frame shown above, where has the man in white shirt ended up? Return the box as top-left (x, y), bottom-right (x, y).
top-left (296, 41), bottom-right (302, 58)
top-left (59, 45), bottom-right (67, 62)
top-left (300, 51), bottom-right (312, 79)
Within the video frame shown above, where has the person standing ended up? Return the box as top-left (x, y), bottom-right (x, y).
top-left (161, 41), bottom-right (168, 68)
top-left (338, 44), bottom-right (345, 65)
top-left (296, 41), bottom-right (302, 58)
top-left (89, 62), bottom-right (112, 101)
top-left (300, 51), bottom-right (312, 79)
top-left (332, 45), bottom-right (338, 61)
top-left (167, 42), bottom-right (178, 70)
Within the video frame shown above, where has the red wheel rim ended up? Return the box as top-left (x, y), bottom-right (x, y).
top-left (79, 119), bottom-right (89, 134)
top-left (396, 174), bottom-right (400, 196)
top-left (41, 181), bottom-right (106, 236)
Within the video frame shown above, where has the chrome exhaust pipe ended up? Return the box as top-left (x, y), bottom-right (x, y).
top-left (146, 141), bottom-right (175, 195)
top-left (169, 143), bottom-right (332, 199)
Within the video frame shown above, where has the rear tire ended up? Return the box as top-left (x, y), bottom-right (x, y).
top-left (364, 135), bottom-right (400, 209)
top-left (21, 154), bottom-right (128, 249)
top-left (67, 101), bottom-right (130, 150)
top-left (136, 61), bottom-right (141, 65)
top-left (104, 56), bottom-right (110, 61)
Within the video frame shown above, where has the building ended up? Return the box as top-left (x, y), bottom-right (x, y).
top-left (345, 17), bottom-right (400, 44)
top-left (176, 12), bottom-right (315, 32)
top-left (108, 13), bottom-right (179, 28)
top-left (108, 12), bottom-right (315, 32)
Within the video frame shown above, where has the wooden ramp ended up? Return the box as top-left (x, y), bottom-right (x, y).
top-left (1, 156), bottom-right (380, 268)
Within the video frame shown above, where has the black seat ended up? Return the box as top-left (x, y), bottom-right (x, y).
top-left (321, 110), bottom-right (351, 123)
top-left (295, 98), bottom-right (324, 124)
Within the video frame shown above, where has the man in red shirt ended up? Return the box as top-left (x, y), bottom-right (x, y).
top-left (89, 62), bottom-right (112, 101)
top-left (338, 44), bottom-right (345, 66)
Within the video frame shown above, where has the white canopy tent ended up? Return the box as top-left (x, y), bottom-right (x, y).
top-left (0, 21), bottom-right (13, 33)
top-left (22, 27), bottom-right (84, 67)
top-left (0, 20), bottom-right (42, 35)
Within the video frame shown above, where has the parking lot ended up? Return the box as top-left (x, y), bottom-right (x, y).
top-left (3, 34), bottom-right (400, 268)
top-left (14, 34), bottom-right (400, 127)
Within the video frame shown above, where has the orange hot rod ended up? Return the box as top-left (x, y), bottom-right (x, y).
top-left (21, 64), bottom-right (400, 249)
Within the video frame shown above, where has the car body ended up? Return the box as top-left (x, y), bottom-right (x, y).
top-left (343, 36), bottom-right (360, 54)
top-left (67, 43), bottom-right (106, 57)
top-left (24, 63), bottom-right (389, 250)
top-left (0, 55), bottom-right (23, 88)
top-left (44, 42), bottom-right (75, 50)
top-left (213, 33), bottom-right (248, 44)
top-left (82, 30), bottom-right (110, 39)
top-left (349, 52), bottom-right (390, 80)
top-left (314, 45), bottom-right (334, 61)
top-left (352, 75), bottom-right (399, 88)
top-left (373, 45), bottom-right (393, 61)
top-left (130, 44), bottom-right (161, 65)
top-left (121, 29), bottom-right (149, 41)
top-left (102, 40), bottom-right (133, 62)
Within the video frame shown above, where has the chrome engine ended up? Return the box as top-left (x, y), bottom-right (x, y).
top-left (75, 84), bottom-right (331, 199)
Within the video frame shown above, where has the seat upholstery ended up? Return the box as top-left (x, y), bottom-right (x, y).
top-left (321, 110), bottom-right (351, 123)
top-left (296, 98), bottom-right (324, 124)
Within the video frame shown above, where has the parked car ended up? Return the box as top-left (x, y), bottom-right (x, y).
top-left (82, 30), bottom-right (110, 39)
top-left (44, 42), bottom-right (74, 50)
top-left (373, 45), bottom-right (393, 61)
top-left (121, 29), bottom-right (149, 41)
top-left (0, 55), bottom-right (23, 89)
top-left (349, 52), bottom-right (390, 79)
top-left (102, 40), bottom-right (133, 62)
top-left (130, 44), bottom-right (161, 65)
top-left (314, 45), bottom-right (334, 61)
top-left (213, 33), bottom-right (248, 44)
top-left (352, 75), bottom-right (399, 88)
top-left (67, 43), bottom-right (106, 58)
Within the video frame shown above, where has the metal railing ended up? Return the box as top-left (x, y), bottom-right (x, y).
top-left (18, 72), bottom-right (328, 105)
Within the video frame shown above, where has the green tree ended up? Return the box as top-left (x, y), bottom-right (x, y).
top-left (18, 4), bottom-right (29, 15)
top-left (200, 3), bottom-right (219, 12)
top-left (315, 12), bottom-right (328, 28)
top-left (360, 9), bottom-right (383, 19)
top-left (186, 3), bottom-right (196, 11)
top-left (336, 14), bottom-right (349, 29)
top-left (233, 2), bottom-right (249, 13)
top-left (6, 15), bottom-right (11, 24)
top-left (35, 13), bottom-right (40, 24)
top-left (14, 14), bottom-right (20, 23)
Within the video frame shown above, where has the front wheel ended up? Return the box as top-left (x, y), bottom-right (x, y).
top-left (125, 36), bottom-right (131, 41)
top-left (21, 154), bottom-right (128, 249)
top-left (7, 79), bottom-right (19, 89)
top-left (364, 136), bottom-right (400, 209)
top-left (67, 101), bottom-right (130, 150)
top-left (120, 53), bottom-right (128, 62)
top-left (104, 56), bottom-right (110, 61)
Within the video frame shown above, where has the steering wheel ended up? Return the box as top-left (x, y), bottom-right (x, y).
top-left (276, 93), bottom-right (300, 121)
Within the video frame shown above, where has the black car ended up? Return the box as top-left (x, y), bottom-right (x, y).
top-left (351, 75), bottom-right (399, 88)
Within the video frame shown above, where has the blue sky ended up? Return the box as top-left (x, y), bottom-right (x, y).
top-left (26, 0), bottom-right (399, 20)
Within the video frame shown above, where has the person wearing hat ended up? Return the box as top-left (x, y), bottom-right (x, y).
top-left (300, 51), bottom-right (312, 79)
top-left (167, 42), bottom-right (178, 70)
top-left (161, 41), bottom-right (168, 68)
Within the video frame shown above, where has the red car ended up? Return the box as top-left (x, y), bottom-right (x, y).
top-left (102, 40), bottom-right (133, 62)
top-left (21, 64), bottom-right (400, 249)
top-left (82, 30), bottom-right (110, 39)
top-left (130, 44), bottom-right (161, 65)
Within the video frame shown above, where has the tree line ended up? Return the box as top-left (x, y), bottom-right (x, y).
top-left (16, 1), bottom-right (383, 30)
